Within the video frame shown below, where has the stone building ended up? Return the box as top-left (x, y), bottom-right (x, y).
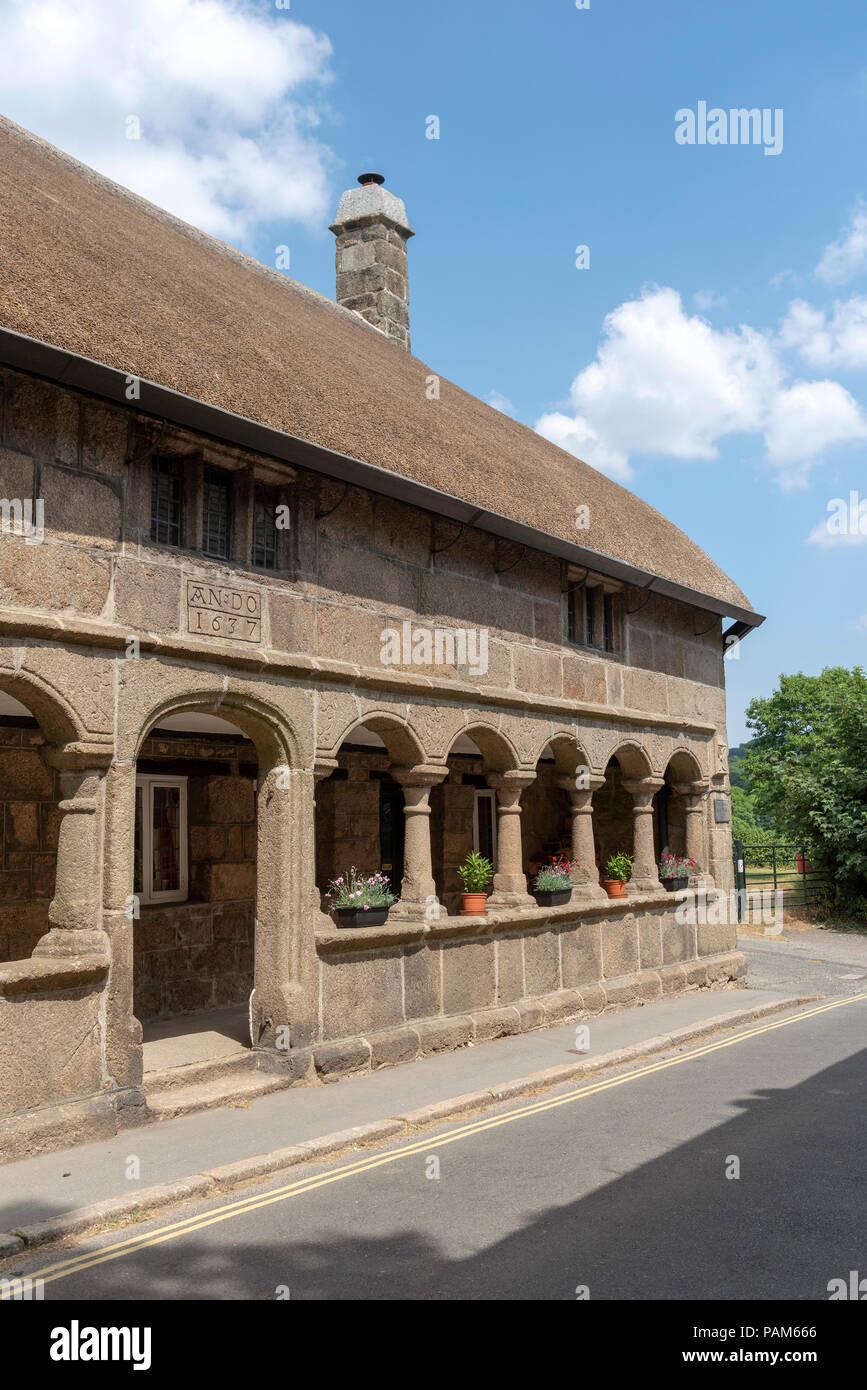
top-left (0, 117), bottom-right (763, 1161)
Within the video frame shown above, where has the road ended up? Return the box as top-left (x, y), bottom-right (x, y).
top-left (12, 964), bottom-right (867, 1301)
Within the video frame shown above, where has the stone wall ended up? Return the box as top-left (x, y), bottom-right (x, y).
top-left (312, 896), bottom-right (743, 1052)
top-left (0, 366), bottom-right (730, 732)
top-left (134, 899), bottom-right (255, 1022)
top-left (134, 742), bottom-right (257, 1022)
top-left (0, 722), bottom-right (59, 962)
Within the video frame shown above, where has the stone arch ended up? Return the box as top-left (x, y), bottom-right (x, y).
top-left (665, 747), bottom-right (704, 784)
top-left (658, 747), bottom-right (707, 863)
top-left (327, 710), bottom-right (426, 769)
top-left (517, 733), bottom-right (591, 877)
top-left (119, 687), bottom-right (315, 1054)
top-left (446, 722), bottom-right (520, 773)
top-left (0, 671), bottom-right (79, 966)
top-left (591, 741), bottom-right (654, 877)
top-left (137, 691), bottom-right (301, 773)
top-left (607, 740), bottom-right (654, 781)
top-left (314, 710), bottom-right (427, 908)
top-left (0, 668), bottom-right (86, 750)
top-left (543, 732), bottom-right (594, 777)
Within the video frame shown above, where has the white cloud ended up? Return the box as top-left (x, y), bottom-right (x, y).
top-left (535, 286), bottom-right (867, 487)
top-left (486, 391), bottom-right (517, 417)
top-left (806, 494), bottom-right (867, 546)
top-left (0, 0), bottom-right (334, 241)
top-left (535, 412), bottom-right (630, 480)
top-left (815, 201), bottom-right (867, 285)
top-left (763, 381), bottom-right (867, 486)
top-left (779, 295), bottom-right (867, 369)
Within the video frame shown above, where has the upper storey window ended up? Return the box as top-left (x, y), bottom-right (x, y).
top-left (252, 483), bottom-right (279, 570)
top-left (566, 575), bottom-right (620, 655)
top-left (202, 465), bottom-right (233, 560)
top-left (150, 456), bottom-right (183, 546)
top-left (147, 451), bottom-right (292, 573)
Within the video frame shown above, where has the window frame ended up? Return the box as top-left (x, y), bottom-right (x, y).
top-left (135, 774), bottom-right (189, 906)
top-left (251, 481), bottom-right (280, 571)
top-left (565, 576), bottom-right (621, 656)
top-left (472, 788), bottom-right (498, 865)
top-left (202, 464), bottom-right (234, 561)
top-left (150, 455), bottom-right (184, 548)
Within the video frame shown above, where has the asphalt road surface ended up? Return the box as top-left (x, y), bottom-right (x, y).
top-left (14, 984), bottom-right (867, 1302)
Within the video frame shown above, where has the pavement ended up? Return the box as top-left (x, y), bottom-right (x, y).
top-left (1, 924), bottom-right (864, 1261)
top-left (7, 981), bottom-right (867, 1301)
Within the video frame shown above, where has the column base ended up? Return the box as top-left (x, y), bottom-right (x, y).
top-left (389, 897), bottom-right (443, 923)
top-left (627, 878), bottom-right (666, 897)
top-left (33, 927), bottom-right (110, 958)
top-left (486, 889), bottom-right (535, 910)
top-left (689, 874), bottom-right (716, 892)
top-left (571, 881), bottom-right (608, 904)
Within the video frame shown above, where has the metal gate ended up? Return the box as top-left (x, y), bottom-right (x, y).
top-left (732, 840), bottom-right (830, 923)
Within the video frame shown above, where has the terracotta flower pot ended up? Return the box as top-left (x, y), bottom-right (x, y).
top-left (603, 879), bottom-right (628, 899)
top-left (460, 892), bottom-right (488, 917)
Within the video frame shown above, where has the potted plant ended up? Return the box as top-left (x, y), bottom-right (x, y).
top-left (457, 851), bottom-right (494, 916)
top-left (658, 852), bottom-right (695, 892)
top-left (603, 852), bottom-right (632, 899)
top-left (326, 868), bottom-right (397, 927)
top-left (533, 853), bottom-right (575, 907)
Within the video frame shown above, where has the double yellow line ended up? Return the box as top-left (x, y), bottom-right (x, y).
top-left (11, 993), bottom-right (866, 1292)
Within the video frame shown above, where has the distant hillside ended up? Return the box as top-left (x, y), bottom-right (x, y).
top-left (728, 742), bottom-right (750, 790)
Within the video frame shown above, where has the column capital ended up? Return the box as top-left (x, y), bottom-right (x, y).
top-left (671, 780), bottom-right (710, 801)
top-left (313, 757), bottom-right (339, 782)
top-left (392, 764), bottom-right (449, 789)
top-left (43, 742), bottom-right (113, 773)
top-left (556, 773), bottom-right (606, 797)
top-left (622, 777), bottom-right (666, 796)
top-left (486, 770), bottom-right (536, 794)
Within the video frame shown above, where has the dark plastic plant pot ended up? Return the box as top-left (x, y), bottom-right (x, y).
top-left (334, 906), bottom-right (390, 928)
top-left (533, 887), bottom-right (572, 907)
top-left (662, 876), bottom-right (689, 892)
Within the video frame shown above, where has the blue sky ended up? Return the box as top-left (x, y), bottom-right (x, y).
top-left (3, 0), bottom-right (866, 742)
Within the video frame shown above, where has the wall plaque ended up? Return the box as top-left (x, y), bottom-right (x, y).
top-left (713, 798), bottom-right (731, 824)
top-left (186, 580), bottom-right (262, 644)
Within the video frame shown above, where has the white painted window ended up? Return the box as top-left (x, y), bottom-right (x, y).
top-left (134, 775), bottom-right (188, 905)
top-left (473, 789), bottom-right (497, 865)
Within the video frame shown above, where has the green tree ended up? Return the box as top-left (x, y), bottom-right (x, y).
top-left (743, 667), bottom-right (867, 916)
top-left (728, 743), bottom-right (749, 790)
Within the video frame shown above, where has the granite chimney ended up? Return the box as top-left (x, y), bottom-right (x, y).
top-left (329, 173), bottom-right (414, 351)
